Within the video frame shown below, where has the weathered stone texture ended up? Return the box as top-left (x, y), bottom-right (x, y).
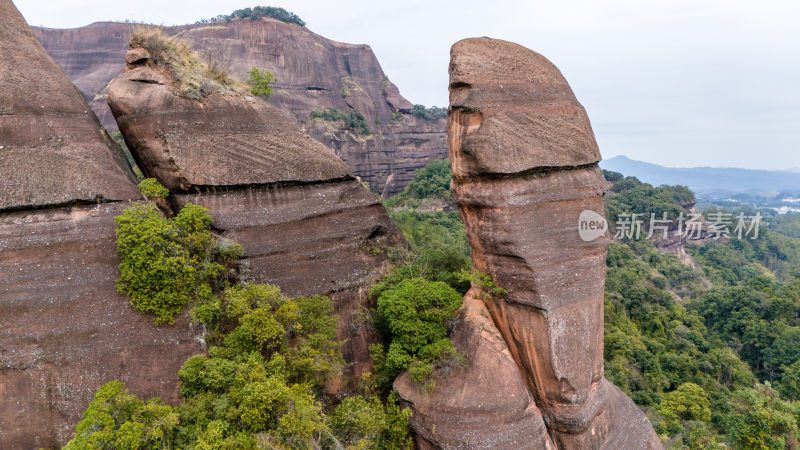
top-left (33, 20), bottom-right (448, 195)
top-left (396, 37), bottom-right (661, 449)
top-left (0, 2), bottom-right (203, 446)
top-left (107, 45), bottom-right (403, 382)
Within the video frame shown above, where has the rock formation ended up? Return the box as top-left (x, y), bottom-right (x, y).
top-left (106, 42), bottom-right (403, 380)
top-left (396, 37), bottom-right (661, 449)
top-left (32, 19), bottom-right (447, 196)
top-left (0, 1), bottom-right (204, 446)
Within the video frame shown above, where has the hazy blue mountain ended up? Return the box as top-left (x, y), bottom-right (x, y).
top-left (600, 155), bottom-right (800, 198)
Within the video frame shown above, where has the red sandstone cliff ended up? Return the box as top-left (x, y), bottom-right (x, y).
top-left (106, 42), bottom-right (403, 388)
top-left (0, 1), bottom-right (204, 446)
top-left (32, 19), bottom-right (447, 196)
top-left (395, 37), bottom-right (661, 449)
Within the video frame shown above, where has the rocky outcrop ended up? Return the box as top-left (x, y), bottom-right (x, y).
top-left (0, 1), bottom-right (205, 447)
top-left (33, 19), bottom-right (447, 196)
top-left (395, 291), bottom-right (556, 449)
top-left (396, 37), bottom-right (661, 449)
top-left (107, 45), bottom-right (403, 380)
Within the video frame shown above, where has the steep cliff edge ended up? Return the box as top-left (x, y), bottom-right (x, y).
top-left (32, 18), bottom-right (447, 196)
top-left (106, 39), bottom-right (403, 381)
top-left (0, 1), bottom-right (204, 447)
top-left (396, 38), bottom-right (661, 449)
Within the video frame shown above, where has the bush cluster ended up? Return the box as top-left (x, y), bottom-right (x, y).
top-left (370, 277), bottom-right (464, 391)
top-left (410, 104), bottom-right (446, 121)
top-left (114, 203), bottom-right (235, 324)
top-left (68, 283), bottom-right (413, 449)
top-left (137, 178), bottom-right (169, 199)
top-left (309, 107), bottom-right (371, 135)
top-left (247, 67), bottom-right (276, 98)
top-left (200, 6), bottom-right (306, 27)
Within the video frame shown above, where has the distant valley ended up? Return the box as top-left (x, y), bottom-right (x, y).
top-left (601, 155), bottom-right (800, 212)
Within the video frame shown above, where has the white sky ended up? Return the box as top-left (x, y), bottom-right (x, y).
top-left (14, 0), bottom-right (800, 170)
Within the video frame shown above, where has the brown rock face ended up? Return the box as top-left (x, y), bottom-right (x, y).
top-left (0, 1), bottom-right (203, 447)
top-left (107, 46), bottom-right (403, 379)
top-left (396, 37), bottom-right (660, 449)
top-left (33, 19), bottom-right (447, 196)
top-left (395, 291), bottom-right (556, 450)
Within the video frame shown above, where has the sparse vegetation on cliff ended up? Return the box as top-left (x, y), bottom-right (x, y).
top-left (136, 178), bottom-right (169, 199)
top-left (309, 107), bottom-right (372, 135)
top-left (129, 26), bottom-right (243, 99)
top-left (410, 104), bottom-right (446, 121)
top-left (114, 203), bottom-right (229, 324)
top-left (198, 6), bottom-right (306, 27)
top-left (247, 67), bottom-right (275, 98)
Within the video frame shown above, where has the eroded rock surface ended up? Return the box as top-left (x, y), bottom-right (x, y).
top-left (107, 45), bottom-right (403, 378)
top-left (0, 1), bottom-right (204, 446)
top-left (395, 291), bottom-right (556, 450)
top-left (397, 37), bottom-right (660, 449)
top-left (33, 19), bottom-right (447, 195)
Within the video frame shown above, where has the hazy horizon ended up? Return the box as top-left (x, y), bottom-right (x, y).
top-left (13, 0), bottom-right (800, 171)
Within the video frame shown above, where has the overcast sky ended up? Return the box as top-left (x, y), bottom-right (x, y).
top-left (14, 0), bottom-right (800, 170)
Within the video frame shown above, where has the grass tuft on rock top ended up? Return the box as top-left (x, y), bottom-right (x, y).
top-left (129, 25), bottom-right (245, 99)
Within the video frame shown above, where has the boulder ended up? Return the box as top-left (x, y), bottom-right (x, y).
top-left (106, 45), bottom-right (404, 379)
top-left (33, 20), bottom-right (448, 195)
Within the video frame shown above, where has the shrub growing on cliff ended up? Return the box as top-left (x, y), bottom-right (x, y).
top-left (137, 177), bottom-right (169, 199)
top-left (371, 277), bottom-right (464, 391)
top-left (248, 67), bottom-right (276, 98)
top-left (114, 203), bottom-right (224, 324)
top-left (309, 107), bottom-right (371, 135)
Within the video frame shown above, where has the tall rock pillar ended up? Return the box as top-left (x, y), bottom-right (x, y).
top-left (448, 37), bottom-right (660, 448)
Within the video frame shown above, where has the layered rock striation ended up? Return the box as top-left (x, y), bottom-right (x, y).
top-left (106, 44), bottom-right (403, 380)
top-left (0, 1), bottom-right (204, 447)
top-left (33, 19), bottom-right (447, 196)
top-left (396, 37), bottom-right (661, 449)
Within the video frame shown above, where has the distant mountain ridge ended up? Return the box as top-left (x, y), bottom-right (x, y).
top-left (601, 155), bottom-right (800, 197)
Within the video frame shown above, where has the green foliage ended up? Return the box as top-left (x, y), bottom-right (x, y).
top-left (137, 178), bottom-right (169, 199)
top-left (115, 203), bottom-right (226, 324)
top-left (371, 278), bottom-right (464, 391)
top-left (410, 104), bottom-right (446, 121)
top-left (387, 211), bottom-right (471, 292)
top-left (329, 391), bottom-right (412, 449)
top-left (201, 6), bottom-right (306, 26)
top-left (65, 381), bottom-right (179, 449)
top-left (722, 384), bottom-right (800, 449)
top-left (309, 107), bottom-right (371, 135)
top-left (247, 67), bottom-right (275, 98)
top-left (603, 170), bottom-right (695, 225)
top-left (657, 382), bottom-right (712, 433)
top-left (384, 159), bottom-right (454, 210)
top-left (69, 284), bottom-right (412, 449)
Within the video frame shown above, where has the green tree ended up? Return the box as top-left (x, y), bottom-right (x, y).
top-left (248, 67), bottom-right (275, 98)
